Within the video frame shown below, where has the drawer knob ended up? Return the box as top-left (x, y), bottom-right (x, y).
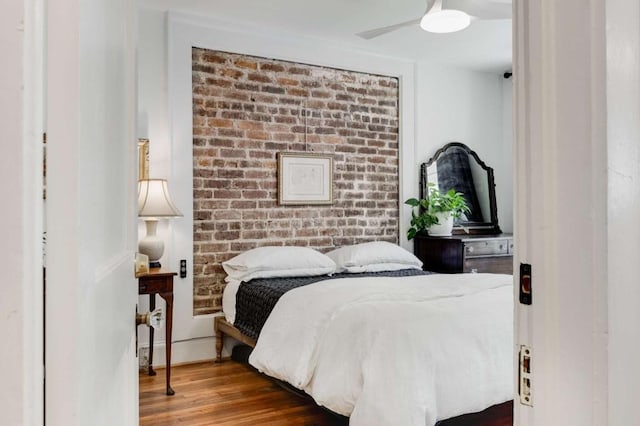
top-left (467, 246), bottom-right (474, 253)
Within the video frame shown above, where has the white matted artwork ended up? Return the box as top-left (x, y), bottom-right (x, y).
top-left (137, 138), bottom-right (149, 180)
top-left (278, 152), bottom-right (333, 205)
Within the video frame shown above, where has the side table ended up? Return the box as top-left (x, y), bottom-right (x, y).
top-left (138, 268), bottom-right (177, 396)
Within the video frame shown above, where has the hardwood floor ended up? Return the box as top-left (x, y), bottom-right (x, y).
top-left (139, 361), bottom-right (512, 425)
top-left (139, 361), bottom-right (345, 425)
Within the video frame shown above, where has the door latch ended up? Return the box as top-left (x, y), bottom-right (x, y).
top-left (519, 345), bottom-right (532, 406)
top-left (519, 263), bottom-right (532, 305)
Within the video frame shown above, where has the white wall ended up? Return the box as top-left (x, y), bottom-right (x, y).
top-left (136, 7), bottom-right (511, 364)
top-left (136, 8), bottom-right (217, 364)
top-left (500, 78), bottom-right (514, 233)
top-left (415, 64), bottom-right (512, 233)
top-left (137, 9), bottom-right (172, 177)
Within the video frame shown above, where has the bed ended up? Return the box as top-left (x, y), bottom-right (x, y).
top-left (214, 242), bottom-right (513, 426)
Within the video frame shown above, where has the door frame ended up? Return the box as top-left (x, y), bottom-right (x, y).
top-left (513, 0), bottom-right (609, 423)
top-left (1, 0), bottom-right (46, 423)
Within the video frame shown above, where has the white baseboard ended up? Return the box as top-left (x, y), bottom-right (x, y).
top-left (138, 335), bottom-right (241, 367)
top-left (139, 336), bottom-right (215, 367)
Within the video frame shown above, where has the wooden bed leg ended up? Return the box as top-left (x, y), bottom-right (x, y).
top-left (215, 317), bottom-right (224, 363)
top-left (213, 317), bottom-right (256, 363)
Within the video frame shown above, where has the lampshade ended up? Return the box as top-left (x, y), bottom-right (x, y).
top-left (420, 9), bottom-right (471, 33)
top-left (137, 179), bottom-right (182, 268)
top-left (137, 179), bottom-right (183, 218)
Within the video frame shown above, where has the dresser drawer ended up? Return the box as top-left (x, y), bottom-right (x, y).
top-left (464, 239), bottom-right (510, 258)
top-left (464, 256), bottom-right (513, 274)
top-left (414, 234), bottom-right (513, 274)
top-left (138, 277), bottom-right (171, 294)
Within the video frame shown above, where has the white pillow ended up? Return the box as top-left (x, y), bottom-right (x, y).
top-left (222, 246), bottom-right (336, 282)
top-left (326, 241), bottom-right (423, 273)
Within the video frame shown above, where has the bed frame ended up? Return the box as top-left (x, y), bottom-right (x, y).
top-left (214, 316), bottom-right (512, 425)
top-left (214, 316), bottom-right (255, 362)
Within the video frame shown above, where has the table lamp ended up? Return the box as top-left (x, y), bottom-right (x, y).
top-left (137, 179), bottom-right (183, 268)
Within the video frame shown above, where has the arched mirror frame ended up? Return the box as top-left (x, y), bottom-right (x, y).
top-left (420, 142), bottom-right (502, 235)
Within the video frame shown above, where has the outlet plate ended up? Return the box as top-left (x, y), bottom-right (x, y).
top-left (139, 347), bottom-right (149, 371)
top-left (180, 259), bottom-right (187, 278)
top-left (519, 345), bottom-right (533, 406)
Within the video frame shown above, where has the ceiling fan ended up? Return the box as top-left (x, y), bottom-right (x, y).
top-left (356, 0), bottom-right (511, 39)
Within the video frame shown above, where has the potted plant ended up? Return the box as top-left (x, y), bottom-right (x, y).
top-left (405, 183), bottom-right (471, 239)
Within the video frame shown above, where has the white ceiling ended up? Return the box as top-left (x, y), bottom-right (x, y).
top-left (139, 0), bottom-right (512, 73)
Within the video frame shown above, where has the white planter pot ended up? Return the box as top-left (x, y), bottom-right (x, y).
top-left (427, 212), bottom-right (454, 236)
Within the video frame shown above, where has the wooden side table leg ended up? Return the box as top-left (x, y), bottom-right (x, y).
top-left (215, 317), bottom-right (223, 363)
top-left (148, 294), bottom-right (156, 376)
top-left (162, 292), bottom-right (175, 396)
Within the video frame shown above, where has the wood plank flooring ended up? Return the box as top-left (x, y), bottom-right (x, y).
top-left (139, 361), bottom-right (512, 425)
top-left (139, 361), bottom-right (345, 425)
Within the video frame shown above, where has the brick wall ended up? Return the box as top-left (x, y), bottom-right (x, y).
top-left (192, 48), bottom-right (400, 315)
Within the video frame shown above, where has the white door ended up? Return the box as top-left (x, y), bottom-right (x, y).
top-left (45, 0), bottom-right (139, 424)
top-left (514, 0), bottom-right (640, 424)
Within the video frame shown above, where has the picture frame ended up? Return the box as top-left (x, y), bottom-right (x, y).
top-left (278, 152), bottom-right (333, 205)
top-left (137, 138), bottom-right (149, 180)
top-left (134, 252), bottom-right (150, 278)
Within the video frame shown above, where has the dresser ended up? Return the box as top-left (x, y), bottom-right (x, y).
top-left (414, 234), bottom-right (513, 274)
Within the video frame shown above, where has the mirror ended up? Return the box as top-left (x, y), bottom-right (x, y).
top-left (420, 142), bottom-right (501, 234)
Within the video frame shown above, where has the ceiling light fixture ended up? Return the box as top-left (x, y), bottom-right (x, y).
top-left (356, 0), bottom-right (511, 40)
top-left (420, 0), bottom-right (471, 34)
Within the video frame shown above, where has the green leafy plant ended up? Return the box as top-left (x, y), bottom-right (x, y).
top-left (405, 183), bottom-right (470, 240)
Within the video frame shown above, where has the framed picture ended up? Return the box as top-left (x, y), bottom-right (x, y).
top-left (134, 252), bottom-right (150, 278)
top-left (278, 152), bottom-right (333, 205)
top-left (137, 138), bottom-right (149, 180)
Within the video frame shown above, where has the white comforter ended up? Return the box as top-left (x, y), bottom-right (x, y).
top-left (248, 273), bottom-right (513, 426)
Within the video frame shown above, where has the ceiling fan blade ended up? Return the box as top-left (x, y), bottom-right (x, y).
top-left (356, 18), bottom-right (422, 40)
top-left (446, 0), bottom-right (511, 20)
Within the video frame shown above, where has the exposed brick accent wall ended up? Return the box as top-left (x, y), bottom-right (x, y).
top-left (192, 48), bottom-right (399, 315)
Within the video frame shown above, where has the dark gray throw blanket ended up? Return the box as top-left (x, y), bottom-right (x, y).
top-left (233, 268), bottom-right (432, 341)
